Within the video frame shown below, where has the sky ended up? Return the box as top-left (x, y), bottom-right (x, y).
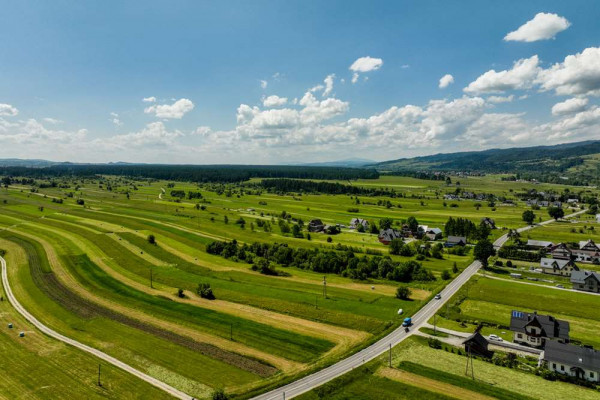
top-left (1, 0), bottom-right (600, 164)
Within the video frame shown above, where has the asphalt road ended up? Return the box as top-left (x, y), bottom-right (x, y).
top-left (252, 209), bottom-right (587, 400)
top-left (0, 255), bottom-right (192, 400)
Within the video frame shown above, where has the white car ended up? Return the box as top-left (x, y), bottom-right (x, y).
top-left (488, 334), bottom-right (503, 342)
top-left (434, 293), bottom-right (441, 300)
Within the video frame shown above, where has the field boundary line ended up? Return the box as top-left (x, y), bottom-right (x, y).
top-left (0, 255), bottom-right (190, 400)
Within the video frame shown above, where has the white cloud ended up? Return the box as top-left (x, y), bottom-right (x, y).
top-left (551, 97), bottom-right (588, 116)
top-left (349, 56), bottom-right (383, 84)
top-left (464, 55), bottom-right (540, 94)
top-left (43, 117), bottom-right (62, 124)
top-left (142, 96), bottom-right (156, 103)
top-left (504, 12), bottom-right (570, 42)
top-left (144, 98), bottom-right (195, 119)
top-left (536, 47), bottom-right (600, 97)
top-left (349, 56), bottom-right (383, 72)
top-left (0, 118), bottom-right (86, 144)
top-left (323, 74), bottom-right (335, 97)
top-left (0, 103), bottom-right (19, 117)
top-left (487, 95), bottom-right (515, 103)
top-left (263, 95), bottom-right (288, 107)
top-left (97, 122), bottom-right (183, 149)
top-left (110, 112), bottom-right (123, 127)
top-left (439, 74), bottom-right (454, 89)
top-left (260, 80), bottom-right (268, 89)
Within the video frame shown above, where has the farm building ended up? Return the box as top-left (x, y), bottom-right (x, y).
top-left (378, 229), bottom-right (402, 245)
top-left (349, 218), bottom-right (369, 230)
top-left (571, 270), bottom-right (600, 293)
top-left (573, 239), bottom-right (600, 264)
top-left (510, 310), bottom-right (570, 349)
top-left (445, 236), bottom-right (466, 247)
top-left (541, 341), bottom-right (600, 382)
top-left (462, 331), bottom-right (493, 358)
top-left (527, 240), bottom-right (554, 250)
top-left (481, 217), bottom-right (496, 229)
top-left (424, 227), bottom-right (442, 241)
top-left (307, 219), bottom-right (325, 232)
top-left (540, 258), bottom-right (579, 276)
top-left (550, 243), bottom-right (572, 260)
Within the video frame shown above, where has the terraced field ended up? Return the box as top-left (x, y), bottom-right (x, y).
top-left (0, 174), bottom-right (595, 398)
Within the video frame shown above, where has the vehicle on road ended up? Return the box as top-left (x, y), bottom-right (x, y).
top-left (402, 317), bottom-right (412, 327)
top-left (434, 293), bottom-right (441, 300)
top-left (556, 284), bottom-right (565, 289)
top-left (488, 334), bottom-right (503, 342)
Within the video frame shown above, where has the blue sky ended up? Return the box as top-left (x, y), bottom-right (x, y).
top-left (1, 0), bottom-right (599, 163)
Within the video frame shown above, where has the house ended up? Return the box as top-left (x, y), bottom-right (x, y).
top-left (462, 331), bottom-right (493, 358)
top-left (573, 240), bottom-right (600, 264)
top-left (510, 310), bottom-right (569, 348)
top-left (567, 198), bottom-right (579, 205)
top-left (527, 240), bottom-right (554, 250)
top-left (571, 270), bottom-right (600, 293)
top-left (540, 258), bottom-right (579, 276)
top-left (481, 217), bottom-right (496, 229)
top-left (425, 227), bottom-right (443, 241)
top-left (378, 229), bottom-right (402, 245)
top-left (445, 236), bottom-right (467, 247)
top-left (307, 219), bottom-right (325, 232)
top-left (349, 218), bottom-right (369, 230)
top-left (541, 341), bottom-right (600, 382)
top-left (550, 243), bottom-right (573, 260)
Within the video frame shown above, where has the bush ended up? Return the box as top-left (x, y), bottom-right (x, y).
top-left (441, 270), bottom-right (451, 280)
top-left (177, 288), bottom-right (185, 298)
top-left (428, 337), bottom-right (442, 349)
top-left (212, 389), bottom-right (229, 400)
top-left (147, 234), bottom-right (156, 245)
top-left (197, 283), bottom-right (215, 300)
top-left (396, 286), bottom-right (410, 300)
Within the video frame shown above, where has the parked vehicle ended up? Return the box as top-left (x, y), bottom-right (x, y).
top-left (556, 284), bottom-right (565, 289)
top-left (488, 334), bottom-right (503, 342)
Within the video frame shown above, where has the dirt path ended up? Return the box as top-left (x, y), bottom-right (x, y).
top-left (0, 254), bottom-right (191, 400)
top-left (376, 367), bottom-right (495, 400)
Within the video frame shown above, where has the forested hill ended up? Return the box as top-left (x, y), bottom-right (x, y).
top-left (375, 140), bottom-right (600, 185)
top-left (0, 164), bottom-right (379, 183)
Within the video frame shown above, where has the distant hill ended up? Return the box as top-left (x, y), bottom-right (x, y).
top-left (375, 140), bottom-right (600, 186)
top-left (0, 158), bottom-right (60, 168)
top-left (296, 158), bottom-right (376, 168)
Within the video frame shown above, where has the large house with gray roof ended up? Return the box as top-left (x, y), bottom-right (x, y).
top-left (540, 258), bottom-right (579, 276)
top-left (571, 270), bottom-right (600, 293)
top-left (510, 310), bottom-right (569, 348)
top-left (541, 341), bottom-right (600, 382)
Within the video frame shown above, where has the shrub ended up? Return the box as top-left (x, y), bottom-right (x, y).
top-left (212, 389), bottom-right (229, 400)
top-left (441, 270), bottom-right (451, 280)
top-left (147, 234), bottom-right (156, 245)
top-left (428, 338), bottom-right (442, 349)
top-left (396, 286), bottom-right (410, 300)
top-left (177, 288), bottom-right (185, 298)
top-left (197, 283), bottom-right (215, 300)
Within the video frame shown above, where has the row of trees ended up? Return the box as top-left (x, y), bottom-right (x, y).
top-left (444, 217), bottom-right (490, 241)
top-left (259, 178), bottom-right (399, 196)
top-left (206, 240), bottom-right (436, 283)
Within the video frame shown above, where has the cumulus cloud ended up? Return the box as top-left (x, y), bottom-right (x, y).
top-left (263, 95), bottom-right (288, 107)
top-left (97, 122), bottom-right (183, 149)
top-left (0, 103), bottom-right (19, 117)
top-left (487, 95), bottom-right (515, 103)
top-left (0, 118), bottom-right (86, 144)
top-left (110, 112), bottom-right (123, 127)
top-left (349, 56), bottom-right (383, 84)
top-left (260, 80), bottom-right (268, 89)
top-left (536, 47), bottom-right (600, 97)
top-left (504, 12), bottom-right (570, 42)
top-left (144, 98), bottom-right (195, 119)
top-left (464, 55), bottom-right (540, 94)
top-left (43, 117), bottom-right (62, 124)
top-left (323, 74), bottom-right (335, 97)
top-left (439, 74), bottom-right (454, 89)
top-left (142, 96), bottom-right (156, 103)
top-left (551, 97), bottom-right (588, 116)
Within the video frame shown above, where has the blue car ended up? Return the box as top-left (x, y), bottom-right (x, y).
top-left (402, 317), bottom-right (412, 327)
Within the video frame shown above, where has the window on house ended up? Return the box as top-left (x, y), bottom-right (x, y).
top-left (561, 365), bottom-right (565, 371)
top-left (591, 372), bottom-right (595, 378)
top-left (517, 334), bottom-right (522, 338)
top-left (552, 363), bottom-right (556, 369)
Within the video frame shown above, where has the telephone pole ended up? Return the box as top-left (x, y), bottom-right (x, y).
top-left (388, 343), bottom-right (392, 367)
top-left (323, 276), bottom-right (327, 298)
top-left (97, 364), bottom-right (102, 387)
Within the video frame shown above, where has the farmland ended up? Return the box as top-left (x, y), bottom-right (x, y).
top-left (0, 172), bottom-right (598, 398)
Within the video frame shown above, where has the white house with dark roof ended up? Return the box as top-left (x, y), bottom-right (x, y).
top-left (510, 310), bottom-right (569, 348)
top-left (349, 218), bottom-right (369, 230)
top-left (378, 229), bottom-right (402, 245)
top-left (540, 258), bottom-right (579, 276)
top-left (571, 270), bottom-right (600, 293)
top-left (541, 341), bottom-right (600, 382)
top-left (573, 239), bottom-right (600, 264)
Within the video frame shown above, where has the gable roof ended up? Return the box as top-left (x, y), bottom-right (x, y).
top-left (462, 331), bottom-right (489, 348)
top-left (571, 270), bottom-right (600, 285)
top-left (527, 240), bottom-right (554, 248)
top-left (544, 341), bottom-right (600, 371)
top-left (426, 227), bottom-right (442, 235)
top-left (540, 258), bottom-right (576, 270)
top-left (579, 239), bottom-right (599, 251)
top-left (447, 236), bottom-right (466, 244)
top-left (510, 310), bottom-right (570, 340)
top-left (378, 229), bottom-right (402, 242)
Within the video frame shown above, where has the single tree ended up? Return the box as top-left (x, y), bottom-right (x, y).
top-left (441, 269), bottom-right (451, 280)
top-left (379, 217), bottom-right (393, 231)
top-left (548, 206), bottom-right (564, 220)
top-left (474, 239), bottom-right (495, 266)
top-left (522, 210), bottom-right (535, 225)
top-left (395, 286), bottom-right (411, 300)
top-left (147, 234), bottom-right (156, 245)
top-left (389, 238), bottom-right (404, 255)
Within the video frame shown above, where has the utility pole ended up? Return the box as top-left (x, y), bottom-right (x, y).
top-left (97, 364), bottom-right (102, 387)
top-left (388, 343), bottom-right (392, 367)
top-left (323, 276), bottom-right (327, 298)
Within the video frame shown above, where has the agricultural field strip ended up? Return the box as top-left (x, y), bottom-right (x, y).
top-left (252, 209), bottom-right (585, 399)
top-left (6, 224), bottom-right (311, 372)
top-left (0, 254), bottom-right (192, 400)
top-left (477, 273), bottom-right (600, 296)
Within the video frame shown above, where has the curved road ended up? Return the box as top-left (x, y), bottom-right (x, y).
top-left (0, 255), bottom-right (192, 400)
top-left (252, 209), bottom-right (587, 400)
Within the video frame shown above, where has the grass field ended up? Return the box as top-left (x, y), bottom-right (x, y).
top-left (0, 173), bottom-right (598, 398)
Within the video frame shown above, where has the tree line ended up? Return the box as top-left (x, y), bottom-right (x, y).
top-left (206, 240), bottom-right (436, 282)
top-left (259, 178), bottom-right (399, 196)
